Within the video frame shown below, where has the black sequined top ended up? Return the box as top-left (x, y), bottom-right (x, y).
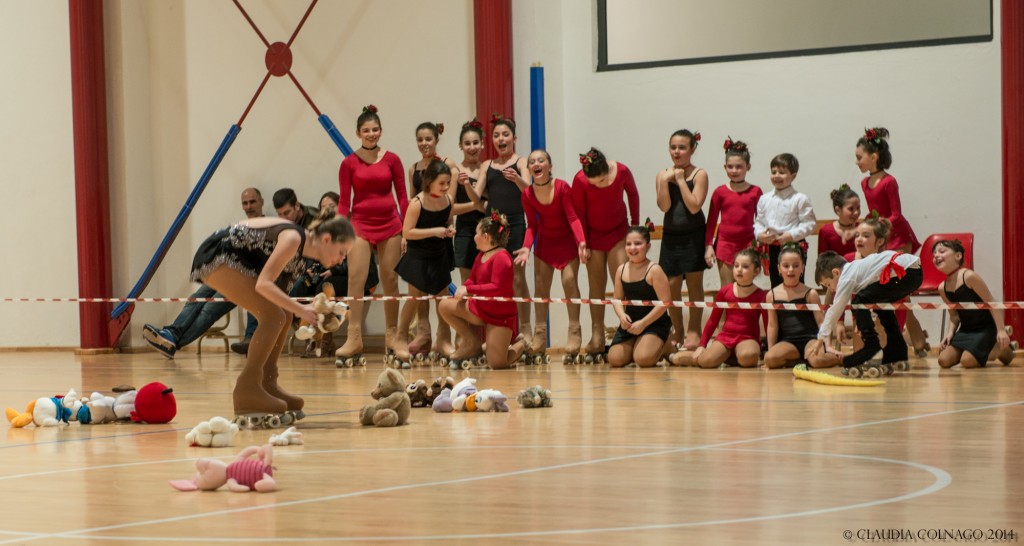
top-left (190, 223), bottom-right (307, 290)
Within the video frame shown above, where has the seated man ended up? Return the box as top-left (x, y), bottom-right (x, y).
top-left (143, 187), bottom-right (264, 358)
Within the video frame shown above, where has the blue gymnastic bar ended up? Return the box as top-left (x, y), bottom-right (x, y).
top-left (530, 64), bottom-right (550, 346)
top-left (111, 124), bottom-right (241, 321)
top-left (318, 114), bottom-right (354, 156)
top-left (530, 65), bottom-right (546, 151)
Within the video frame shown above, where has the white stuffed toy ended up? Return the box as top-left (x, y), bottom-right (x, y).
top-left (295, 292), bottom-right (348, 341)
top-left (81, 392), bottom-right (118, 424)
top-left (472, 389), bottom-right (510, 412)
top-left (112, 388), bottom-right (137, 421)
top-left (269, 426), bottom-right (304, 446)
top-left (186, 416), bottom-right (240, 448)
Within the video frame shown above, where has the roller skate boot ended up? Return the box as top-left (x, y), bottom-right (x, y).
top-left (233, 413), bottom-right (285, 430)
top-left (583, 329), bottom-right (607, 365)
top-left (429, 339), bottom-right (456, 367)
top-left (264, 370), bottom-right (305, 423)
top-left (562, 322), bottom-right (583, 365)
top-left (524, 324), bottom-right (550, 366)
top-left (384, 327), bottom-right (411, 369)
top-left (334, 333), bottom-right (367, 368)
top-left (409, 332), bottom-right (431, 365)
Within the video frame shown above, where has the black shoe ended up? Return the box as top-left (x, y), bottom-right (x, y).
top-left (230, 339), bottom-right (250, 355)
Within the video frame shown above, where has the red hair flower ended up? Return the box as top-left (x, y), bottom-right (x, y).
top-left (694, 132), bottom-right (701, 142)
top-left (723, 138), bottom-right (733, 151)
top-left (437, 123), bottom-right (445, 135)
top-left (363, 104), bottom-right (378, 114)
top-left (643, 217), bottom-right (656, 233)
top-left (490, 210), bottom-right (501, 223)
top-left (579, 153), bottom-right (591, 167)
top-left (465, 118), bottom-right (483, 130)
top-left (864, 127), bottom-right (877, 141)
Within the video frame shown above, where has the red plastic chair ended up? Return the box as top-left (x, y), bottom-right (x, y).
top-left (916, 233), bottom-right (974, 335)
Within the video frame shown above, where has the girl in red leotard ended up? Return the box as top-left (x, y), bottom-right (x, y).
top-left (438, 211), bottom-right (528, 370)
top-left (572, 147), bottom-right (640, 363)
top-left (513, 150), bottom-right (588, 365)
top-left (670, 248), bottom-right (767, 368)
top-left (856, 127), bottom-right (927, 355)
top-left (335, 105), bottom-right (408, 367)
top-left (705, 138), bottom-right (763, 289)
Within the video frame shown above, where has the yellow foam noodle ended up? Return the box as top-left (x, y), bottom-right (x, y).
top-left (793, 364), bottom-right (885, 387)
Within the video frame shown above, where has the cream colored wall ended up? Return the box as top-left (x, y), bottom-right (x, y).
top-left (0, 2), bottom-right (78, 347)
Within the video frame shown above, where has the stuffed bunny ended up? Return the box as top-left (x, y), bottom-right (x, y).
top-left (185, 416), bottom-right (240, 448)
top-left (472, 389), bottom-right (510, 412)
top-left (169, 444), bottom-right (276, 492)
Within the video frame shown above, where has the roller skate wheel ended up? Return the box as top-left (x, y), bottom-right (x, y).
top-left (894, 361), bottom-right (909, 372)
top-left (533, 355), bottom-right (543, 366)
top-left (562, 355), bottom-right (571, 364)
top-left (291, 410), bottom-right (306, 421)
top-left (460, 359), bottom-right (472, 370)
top-left (478, 356), bottom-right (488, 367)
top-left (438, 357), bottom-right (448, 367)
top-left (358, 356), bottom-right (366, 366)
top-left (265, 414), bottom-right (282, 428)
top-left (280, 412), bottom-right (295, 426)
top-left (449, 361), bottom-right (460, 370)
top-left (847, 366), bottom-right (863, 378)
top-left (864, 366), bottom-right (881, 378)
top-left (583, 354), bottom-right (594, 364)
top-left (401, 360), bottom-right (411, 370)
top-left (880, 363), bottom-right (894, 376)
top-left (596, 354), bottom-right (606, 365)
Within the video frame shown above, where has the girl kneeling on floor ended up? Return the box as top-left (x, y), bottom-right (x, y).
top-left (438, 211), bottom-right (528, 369)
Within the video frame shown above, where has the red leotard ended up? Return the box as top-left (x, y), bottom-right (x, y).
top-left (571, 163), bottom-right (640, 252)
top-left (817, 222), bottom-right (857, 261)
top-left (704, 184), bottom-right (763, 265)
top-left (338, 151), bottom-right (408, 245)
top-left (700, 283), bottom-right (767, 349)
top-left (861, 174), bottom-right (920, 253)
top-left (465, 249), bottom-right (518, 335)
top-left (521, 179), bottom-right (587, 270)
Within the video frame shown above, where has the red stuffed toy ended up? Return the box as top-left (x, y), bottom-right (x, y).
top-left (130, 382), bottom-right (177, 424)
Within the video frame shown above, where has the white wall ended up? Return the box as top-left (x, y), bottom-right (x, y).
top-left (515, 0), bottom-right (1003, 346)
top-left (0, 0), bottom-right (1005, 349)
top-left (0, 2), bottom-right (79, 347)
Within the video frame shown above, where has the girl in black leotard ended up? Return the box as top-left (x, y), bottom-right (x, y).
top-left (934, 239), bottom-right (1014, 368)
top-left (189, 212), bottom-right (354, 425)
top-left (392, 159), bottom-right (485, 367)
top-left (405, 122), bottom-right (464, 359)
top-left (478, 115), bottom-right (533, 344)
top-left (608, 226), bottom-right (672, 368)
top-left (455, 119), bottom-right (487, 282)
top-left (656, 129), bottom-right (710, 352)
top-left (764, 245), bottom-right (840, 369)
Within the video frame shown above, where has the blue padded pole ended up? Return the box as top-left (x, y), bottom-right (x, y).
top-left (530, 64), bottom-right (550, 346)
top-left (111, 124), bottom-right (241, 320)
top-left (318, 114), bottom-right (354, 156)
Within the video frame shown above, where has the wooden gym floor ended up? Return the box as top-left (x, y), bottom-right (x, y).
top-left (0, 350), bottom-right (1021, 545)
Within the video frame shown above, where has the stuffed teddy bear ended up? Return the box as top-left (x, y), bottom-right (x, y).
top-left (427, 376), bottom-right (455, 406)
top-left (130, 382), bottom-right (177, 424)
top-left (359, 368), bottom-right (411, 427)
top-left (431, 377), bottom-right (478, 413)
top-left (406, 379), bottom-right (430, 408)
top-left (269, 426), bottom-right (304, 446)
top-left (186, 416), bottom-right (240, 447)
top-left (471, 389), bottom-right (510, 412)
top-left (5, 389), bottom-right (79, 428)
top-left (516, 385), bottom-right (554, 409)
top-left (295, 290), bottom-right (348, 342)
top-left (168, 444), bottom-right (276, 492)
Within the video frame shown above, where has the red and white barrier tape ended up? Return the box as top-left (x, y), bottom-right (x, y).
top-left (3, 296), bottom-right (1024, 311)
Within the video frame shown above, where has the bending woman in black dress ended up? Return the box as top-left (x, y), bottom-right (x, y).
top-left (190, 211), bottom-right (355, 426)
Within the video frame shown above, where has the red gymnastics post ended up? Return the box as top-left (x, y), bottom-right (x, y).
top-left (1003, 0), bottom-right (1024, 343)
top-left (69, 0), bottom-right (113, 350)
top-left (473, 0), bottom-right (514, 159)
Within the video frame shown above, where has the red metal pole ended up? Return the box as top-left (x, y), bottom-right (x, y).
top-left (473, 0), bottom-right (514, 159)
top-left (69, 0), bottom-right (113, 348)
top-left (1004, 0), bottom-right (1024, 343)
